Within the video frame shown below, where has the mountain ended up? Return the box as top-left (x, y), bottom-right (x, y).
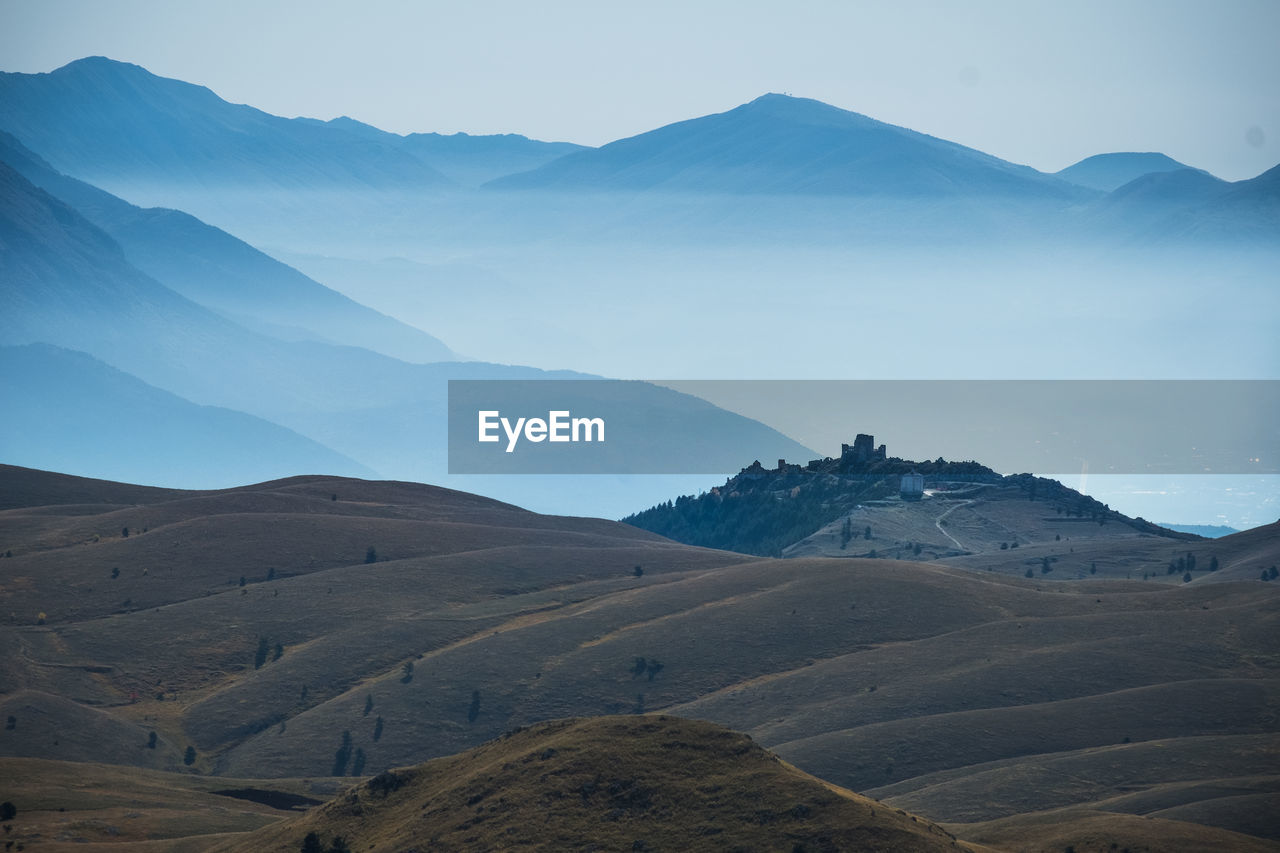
top-left (213, 716), bottom-right (975, 853)
top-left (309, 115), bottom-right (588, 187)
top-left (1086, 163), bottom-right (1280, 243)
top-left (1, 467), bottom-right (1277, 851)
top-left (1056, 151), bottom-right (1206, 191)
top-left (0, 131), bottom-right (456, 363)
top-left (0, 154), bottom-right (428, 418)
top-left (0, 344), bottom-right (373, 487)
top-left (0, 57), bottom-right (451, 192)
top-left (488, 93), bottom-right (1088, 200)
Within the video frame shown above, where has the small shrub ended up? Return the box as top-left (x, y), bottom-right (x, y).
top-left (184, 745), bottom-right (196, 766)
top-left (364, 547), bottom-right (377, 564)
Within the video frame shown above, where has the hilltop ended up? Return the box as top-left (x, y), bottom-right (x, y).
top-left (623, 434), bottom-right (1200, 566)
top-left (213, 716), bottom-right (975, 853)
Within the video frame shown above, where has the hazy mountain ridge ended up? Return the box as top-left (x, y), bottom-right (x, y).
top-left (0, 56), bottom-right (451, 190)
top-left (0, 130), bottom-right (457, 363)
top-left (1056, 151), bottom-right (1208, 191)
top-left (0, 344), bottom-right (375, 487)
top-left (488, 92), bottom-right (1091, 201)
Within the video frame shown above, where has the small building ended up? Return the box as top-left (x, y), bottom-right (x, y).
top-left (900, 470), bottom-right (925, 500)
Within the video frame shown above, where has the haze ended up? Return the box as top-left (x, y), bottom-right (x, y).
top-left (2, 0), bottom-right (1278, 181)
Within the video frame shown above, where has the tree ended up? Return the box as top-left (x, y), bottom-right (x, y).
top-left (1025, 568), bottom-right (1034, 578)
top-left (1090, 562), bottom-right (1097, 574)
top-left (0, 802), bottom-right (15, 821)
top-left (364, 546), bottom-right (377, 564)
top-left (373, 716), bottom-right (384, 742)
top-left (363, 694), bottom-right (374, 716)
top-left (332, 730), bottom-right (353, 776)
top-left (110, 567), bottom-right (119, 579)
top-left (631, 657), bottom-right (647, 678)
top-left (352, 748), bottom-right (366, 776)
top-left (646, 660), bottom-right (664, 682)
top-left (122, 526), bottom-right (129, 538)
top-left (4, 716), bottom-right (14, 730)
top-left (633, 565), bottom-right (644, 578)
top-left (183, 745), bottom-right (196, 766)
top-left (1183, 572), bottom-right (1192, 583)
top-left (400, 661), bottom-right (414, 684)
top-left (147, 731), bottom-right (157, 749)
top-left (468, 690), bottom-right (481, 723)
top-left (273, 643), bottom-right (284, 662)
top-left (1041, 556), bottom-right (1051, 574)
top-left (239, 575), bottom-right (247, 587)
top-left (1209, 555), bottom-right (1219, 572)
top-left (864, 525), bottom-right (872, 540)
top-left (331, 493), bottom-right (338, 502)
top-left (1186, 552), bottom-right (1196, 572)
top-left (254, 637), bottom-right (270, 669)
top-left (301, 832), bottom-right (325, 853)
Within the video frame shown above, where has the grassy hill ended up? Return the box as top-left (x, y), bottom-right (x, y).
top-left (210, 715), bottom-right (977, 853)
top-left (1, 466), bottom-right (1277, 850)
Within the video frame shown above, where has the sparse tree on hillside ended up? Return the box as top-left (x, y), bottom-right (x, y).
top-left (273, 643), bottom-right (284, 662)
top-left (634, 565), bottom-right (644, 578)
top-left (363, 694), bottom-right (374, 716)
top-left (364, 546), bottom-right (377, 564)
top-left (634, 693), bottom-right (645, 714)
top-left (147, 731), bottom-right (157, 749)
top-left (122, 526), bottom-right (129, 538)
top-left (646, 660), bottom-right (664, 681)
top-left (110, 567), bottom-right (119, 579)
top-left (400, 661), bottom-right (414, 684)
top-left (183, 745), bottom-right (196, 766)
top-left (1186, 552), bottom-right (1196, 571)
top-left (631, 657), bottom-right (647, 679)
top-left (1209, 556), bottom-right (1219, 572)
top-left (4, 716), bottom-right (14, 730)
top-left (301, 832), bottom-right (324, 853)
top-left (373, 716), bottom-right (384, 742)
top-left (332, 730), bottom-right (352, 776)
top-left (1025, 568), bottom-right (1034, 578)
top-left (1183, 572), bottom-right (1192, 583)
top-left (352, 748), bottom-right (366, 776)
top-left (254, 637), bottom-right (270, 669)
top-left (239, 575), bottom-right (247, 587)
top-left (864, 525), bottom-right (872, 540)
top-left (1, 802), bottom-right (16, 821)
top-left (468, 690), bottom-right (481, 723)
top-left (1091, 562), bottom-right (1097, 574)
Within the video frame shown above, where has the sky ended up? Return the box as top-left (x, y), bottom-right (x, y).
top-left (2, 0), bottom-right (1278, 181)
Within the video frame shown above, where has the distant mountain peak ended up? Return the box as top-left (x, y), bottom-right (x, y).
top-left (1056, 152), bottom-right (1208, 192)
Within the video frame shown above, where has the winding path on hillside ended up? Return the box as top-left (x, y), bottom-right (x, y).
top-left (934, 499), bottom-right (974, 551)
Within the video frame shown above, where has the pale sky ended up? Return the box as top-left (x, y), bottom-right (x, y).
top-left (2, 0), bottom-right (1278, 180)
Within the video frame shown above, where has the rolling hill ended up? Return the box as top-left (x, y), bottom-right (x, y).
top-left (211, 715), bottom-right (977, 853)
top-left (1, 467), bottom-right (1276, 851)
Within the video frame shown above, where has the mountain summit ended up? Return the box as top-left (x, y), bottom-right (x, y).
top-left (488, 92), bottom-right (1086, 199)
top-left (0, 57), bottom-right (450, 191)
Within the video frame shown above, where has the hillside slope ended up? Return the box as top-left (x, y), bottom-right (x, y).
top-left (1, 468), bottom-right (1276, 850)
top-left (212, 716), bottom-right (975, 853)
